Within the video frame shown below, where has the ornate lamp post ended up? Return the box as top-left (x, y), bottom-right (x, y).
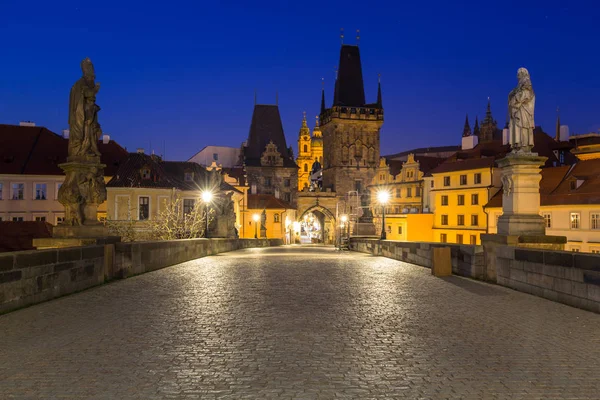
top-left (202, 191), bottom-right (213, 238)
top-left (377, 190), bottom-right (390, 240)
top-left (253, 213), bottom-right (260, 239)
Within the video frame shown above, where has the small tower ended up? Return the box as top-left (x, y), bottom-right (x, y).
top-left (296, 112), bottom-right (313, 191)
top-left (311, 116), bottom-right (324, 168)
top-left (462, 114), bottom-right (472, 137)
top-left (555, 107), bottom-right (561, 141)
top-left (479, 98), bottom-right (498, 143)
top-left (473, 116), bottom-right (480, 138)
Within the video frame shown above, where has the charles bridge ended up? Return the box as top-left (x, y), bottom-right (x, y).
top-left (1, 237), bottom-right (599, 398)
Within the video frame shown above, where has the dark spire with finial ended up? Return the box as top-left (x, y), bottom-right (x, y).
top-left (473, 116), bottom-right (480, 137)
top-left (320, 78), bottom-right (326, 115)
top-left (376, 73), bottom-right (382, 108)
top-left (462, 114), bottom-right (471, 137)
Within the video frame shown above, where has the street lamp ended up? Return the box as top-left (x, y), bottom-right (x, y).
top-left (253, 213), bottom-right (260, 239)
top-left (202, 191), bottom-right (213, 238)
top-left (377, 190), bottom-right (390, 240)
top-left (340, 214), bottom-right (348, 249)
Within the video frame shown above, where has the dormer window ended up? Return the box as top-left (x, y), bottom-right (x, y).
top-left (141, 168), bottom-right (151, 180)
top-left (184, 172), bottom-right (194, 182)
top-left (570, 178), bottom-right (584, 191)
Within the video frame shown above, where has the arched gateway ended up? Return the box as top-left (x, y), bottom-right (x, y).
top-left (296, 191), bottom-right (338, 245)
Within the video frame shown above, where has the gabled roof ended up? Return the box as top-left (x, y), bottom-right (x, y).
top-left (386, 156), bottom-right (445, 178)
top-left (247, 194), bottom-right (294, 210)
top-left (485, 159), bottom-right (600, 208)
top-left (243, 105), bottom-right (296, 168)
top-left (0, 124), bottom-right (128, 176)
top-left (384, 145), bottom-right (461, 161)
top-left (333, 45), bottom-right (366, 107)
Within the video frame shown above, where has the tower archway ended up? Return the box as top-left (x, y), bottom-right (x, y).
top-left (297, 205), bottom-right (336, 245)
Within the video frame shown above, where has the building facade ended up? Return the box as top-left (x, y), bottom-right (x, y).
top-left (296, 113), bottom-right (323, 191)
top-left (0, 123), bottom-right (127, 224)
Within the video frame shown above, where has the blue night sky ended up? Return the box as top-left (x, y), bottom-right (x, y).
top-left (1, 0), bottom-right (599, 161)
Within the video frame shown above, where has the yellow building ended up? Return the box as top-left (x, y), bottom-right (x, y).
top-left (485, 134), bottom-right (600, 253)
top-left (296, 113), bottom-right (323, 191)
top-left (369, 154), bottom-right (443, 241)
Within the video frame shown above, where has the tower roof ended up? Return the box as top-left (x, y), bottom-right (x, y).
top-left (244, 104), bottom-right (295, 168)
top-left (473, 116), bottom-right (480, 136)
top-left (333, 45), bottom-right (366, 107)
top-left (312, 116), bottom-right (322, 138)
top-left (298, 112), bottom-right (310, 137)
top-left (462, 114), bottom-right (472, 137)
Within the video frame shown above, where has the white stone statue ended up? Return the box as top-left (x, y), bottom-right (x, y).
top-left (508, 68), bottom-right (535, 153)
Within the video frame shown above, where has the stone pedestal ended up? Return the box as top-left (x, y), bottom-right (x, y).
top-left (496, 153), bottom-right (547, 236)
top-left (352, 222), bottom-right (377, 236)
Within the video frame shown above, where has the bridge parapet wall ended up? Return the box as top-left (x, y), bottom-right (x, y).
top-left (349, 238), bottom-right (485, 279)
top-left (0, 238), bottom-right (282, 314)
top-left (349, 238), bottom-right (600, 314)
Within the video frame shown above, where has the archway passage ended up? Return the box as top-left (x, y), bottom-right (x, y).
top-left (298, 206), bottom-right (336, 245)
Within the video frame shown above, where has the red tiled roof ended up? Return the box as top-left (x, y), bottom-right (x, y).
top-left (247, 194), bottom-right (294, 210)
top-left (485, 159), bottom-right (600, 208)
top-left (0, 124), bottom-right (128, 176)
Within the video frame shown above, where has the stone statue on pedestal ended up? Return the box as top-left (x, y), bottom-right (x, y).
top-left (508, 68), bottom-right (536, 153)
top-left (58, 58), bottom-right (107, 227)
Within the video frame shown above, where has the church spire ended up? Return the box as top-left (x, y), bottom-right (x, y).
top-left (462, 114), bottom-right (472, 137)
top-left (473, 116), bottom-right (480, 137)
top-left (313, 116), bottom-right (322, 138)
top-left (320, 78), bottom-right (326, 114)
top-left (299, 111), bottom-right (310, 137)
top-left (376, 73), bottom-right (382, 108)
top-left (555, 107), bottom-right (561, 141)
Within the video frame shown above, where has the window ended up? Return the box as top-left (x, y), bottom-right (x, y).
top-left (387, 225), bottom-right (392, 234)
top-left (183, 199), bottom-right (195, 215)
top-left (303, 145), bottom-right (308, 153)
top-left (12, 183), bottom-right (24, 200)
top-left (354, 180), bottom-right (362, 193)
top-left (407, 188), bottom-right (412, 197)
top-left (396, 188), bottom-right (401, 198)
top-left (284, 179), bottom-right (291, 187)
top-left (304, 164), bottom-right (308, 172)
top-left (440, 233), bottom-right (447, 243)
top-left (0, 183), bottom-right (3, 200)
top-left (441, 195), bottom-right (448, 206)
top-left (443, 176), bottom-right (450, 186)
top-left (457, 195), bottom-right (465, 206)
top-left (12, 216), bottom-right (24, 222)
top-left (471, 194), bottom-right (479, 205)
top-left (35, 183), bottom-right (47, 200)
top-left (213, 153), bottom-right (219, 161)
top-left (56, 183), bottom-right (62, 199)
top-left (141, 168), bottom-right (151, 179)
top-left (460, 175), bottom-right (467, 185)
top-left (591, 249), bottom-right (600, 254)
top-left (471, 214), bottom-right (479, 226)
top-left (571, 247), bottom-right (580, 253)
top-left (457, 234), bottom-right (463, 244)
top-left (139, 197), bottom-right (149, 220)
top-left (431, 181), bottom-right (434, 188)
top-left (470, 235), bottom-right (477, 245)
top-left (457, 215), bottom-right (465, 226)
top-left (56, 216), bottom-right (65, 224)
top-left (398, 226), bottom-right (403, 234)
top-left (264, 177), bottom-right (272, 187)
top-left (474, 173), bottom-right (482, 184)
top-left (184, 172), bottom-right (194, 182)
top-left (543, 213), bottom-right (552, 228)
top-left (416, 187), bottom-right (421, 197)
top-left (441, 215), bottom-right (448, 225)
top-left (274, 214), bottom-right (280, 223)
top-left (35, 216), bottom-right (46, 222)
top-left (283, 192), bottom-right (291, 202)
top-left (570, 213), bottom-right (580, 229)
top-left (394, 206), bottom-right (400, 214)
top-left (591, 213), bottom-right (600, 230)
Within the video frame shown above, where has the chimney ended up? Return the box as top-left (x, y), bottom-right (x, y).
top-left (461, 134), bottom-right (479, 150)
top-left (62, 129), bottom-right (70, 139)
top-left (19, 121), bottom-right (36, 127)
top-left (136, 148), bottom-right (145, 154)
top-left (102, 134), bottom-right (110, 144)
top-left (560, 125), bottom-right (570, 142)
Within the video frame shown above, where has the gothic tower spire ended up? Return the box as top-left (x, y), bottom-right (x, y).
top-left (462, 114), bottom-right (472, 137)
top-left (473, 116), bottom-right (480, 137)
top-left (320, 78), bottom-right (326, 115)
top-left (376, 73), bottom-right (382, 108)
top-left (555, 107), bottom-right (561, 141)
top-left (479, 97), bottom-right (497, 143)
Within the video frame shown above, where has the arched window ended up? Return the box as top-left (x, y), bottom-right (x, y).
top-left (303, 145), bottom-right (308, 153)
top-left (304, 164), bottom-right (308, 172)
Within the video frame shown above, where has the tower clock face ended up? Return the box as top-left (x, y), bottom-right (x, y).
top-left (304, 136), bottom-right (308, 141)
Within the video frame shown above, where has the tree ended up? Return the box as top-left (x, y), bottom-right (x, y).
top-left (148, 197), bottom-right (215, 240)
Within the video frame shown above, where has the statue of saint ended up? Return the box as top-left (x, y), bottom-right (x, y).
top-left (68, 58), bottom-right (102, 158)
top-left (508, 68), bottom-right (535, 153)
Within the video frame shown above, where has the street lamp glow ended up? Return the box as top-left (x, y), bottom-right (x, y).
top-left (253, 214), bottom-right (260, 222)
top-left (201, 191), bottom-right (213, 203)
top-left (341, 215), bottom-right (348, 223)
top-left (377, 190), bottom-right (390, 204)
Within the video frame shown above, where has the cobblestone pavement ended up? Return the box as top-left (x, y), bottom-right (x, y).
top-left (1, 246), bottom-right (600, 399)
